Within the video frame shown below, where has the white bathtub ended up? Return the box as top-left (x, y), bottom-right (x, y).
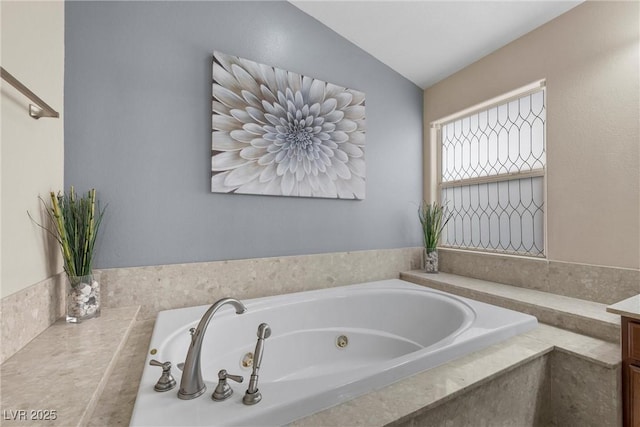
top-left (130, 279), bottom-right (537, 426)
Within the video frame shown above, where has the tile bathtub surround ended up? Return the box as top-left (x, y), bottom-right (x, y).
top-left (0, 306), bottom-right (139, 427)
top-left (82, 322), bottom-right (620, 427)
top-left (523, 324), bottom-right (620, 368)
top-left (393, 356), bottom-right (550, 427)
top-left (394, 350), bottom-right (621, 427)
top-left (94, 323), bottom-right (551, 427)
top-left (0, 272), bottom-right (65, 364)
top-left (438, 248), bottom-right (640, 304)
top-left (293, 324), bottom-right (621, 427)
top-left (97, 247), bottom-right (423, 320)
top-left (292, 334), bottom-right (553, 427)
top-left (545, 351), bottom-right (622, 427)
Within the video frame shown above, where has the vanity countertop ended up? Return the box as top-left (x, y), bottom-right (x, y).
top-left (607, 294), bottom-right (640, 321)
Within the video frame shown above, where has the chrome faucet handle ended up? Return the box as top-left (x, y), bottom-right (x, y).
top-left (149, 359), bottom-right (177, 392)
top-left (212, 369), bottom-right (244, 401)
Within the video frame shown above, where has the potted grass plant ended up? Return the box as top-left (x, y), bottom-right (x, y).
top-left (418, 201), bottom-right (451, 273)
top-left (37, 187), bottom-right (106, 322)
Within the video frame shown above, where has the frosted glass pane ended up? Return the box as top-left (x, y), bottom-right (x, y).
top-left (441, 90), bottom-right (546, 182)
top-left (441, 177), bottom-right (544, 256)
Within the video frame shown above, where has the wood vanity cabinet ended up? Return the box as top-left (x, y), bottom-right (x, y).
top-left (623, 317), bottom-right (640, 427)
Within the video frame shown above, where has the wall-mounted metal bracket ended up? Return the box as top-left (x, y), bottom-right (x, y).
top-left (1, 67), bottom-right (60, 119)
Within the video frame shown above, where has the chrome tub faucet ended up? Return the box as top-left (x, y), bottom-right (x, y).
top-left (177, 297), bottom-right (247, 400)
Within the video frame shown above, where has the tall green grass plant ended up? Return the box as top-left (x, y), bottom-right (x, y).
top-left (418, 201), bottom-right (451, 251)
top-left (34, 187), bottom-right (106, 278)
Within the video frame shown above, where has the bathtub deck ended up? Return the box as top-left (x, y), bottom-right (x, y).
top-left (99, 271), bottom-right (619, 427)
top-left (1, 274), bottom-right (621, 427)
top-left (401, 270), bottom-right (620, 342)
top-left (0, 306), bottom-right (139, 427)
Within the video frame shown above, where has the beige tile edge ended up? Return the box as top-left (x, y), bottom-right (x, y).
top-left (88, 319), bottom-right (156, 427)
top-left (397, 350), bottom-right (553, 425)
top-left (389, 356), bottom-right (550, 427)
top-left (0, 306), bottom-right (140, 427)
top-left (0, 272), bottom-right (65, 364)
top-left (78, 306), bottom-right (140, 427)
top-left (607, 294), bottom-right (640, 321)
top-left (522, 324), bottom-right (621, 369)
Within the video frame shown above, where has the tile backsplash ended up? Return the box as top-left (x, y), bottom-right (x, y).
top-left (439, 248), bottom-right (639, 304)
top-left (3, 245), bottom-right (637, 364)
top-left (1, 273), bottom-right (65, 364)
top-left (97, 247), bottom-right (424, 320)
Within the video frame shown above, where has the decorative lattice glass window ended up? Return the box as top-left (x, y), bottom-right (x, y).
top-left (433, 81), bottom-right (546, 257)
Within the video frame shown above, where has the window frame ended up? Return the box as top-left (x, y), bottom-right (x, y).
top-left (431, 80), bottom-right (547, 258)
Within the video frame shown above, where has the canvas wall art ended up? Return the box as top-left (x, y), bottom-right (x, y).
top-left (211, 51), bottom-right (366, 199)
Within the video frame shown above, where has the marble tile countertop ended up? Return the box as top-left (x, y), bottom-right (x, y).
top-left (0, 306), bottom-right (139, 427)
top-left (607, 294), bottom-right (640, 321)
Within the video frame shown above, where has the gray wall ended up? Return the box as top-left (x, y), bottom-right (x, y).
top-left (65, 1), bottom-right (423, 269)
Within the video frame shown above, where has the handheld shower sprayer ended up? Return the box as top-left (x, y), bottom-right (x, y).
top-left (243, 323), bottom-right (271, 405)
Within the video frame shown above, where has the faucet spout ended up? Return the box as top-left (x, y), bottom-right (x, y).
top-left (177, 297), bottom-right (246, 400)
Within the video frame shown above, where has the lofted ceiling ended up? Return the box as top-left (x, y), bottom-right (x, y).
top-left (290, 1), bottom-right (583, 89)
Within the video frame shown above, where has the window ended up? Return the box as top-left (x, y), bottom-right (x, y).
top-left (433, 81), bottom-right (546, 257)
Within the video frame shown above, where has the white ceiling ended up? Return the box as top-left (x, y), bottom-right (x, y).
top-left (290, 1), bottom-right (583, 89)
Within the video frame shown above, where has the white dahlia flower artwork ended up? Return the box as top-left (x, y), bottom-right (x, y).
top-left (211, 51), bottom-right (366, 199)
